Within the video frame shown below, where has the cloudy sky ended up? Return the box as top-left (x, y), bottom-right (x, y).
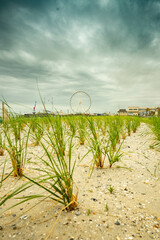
top-left (0, 0), bottom-right (160, 114)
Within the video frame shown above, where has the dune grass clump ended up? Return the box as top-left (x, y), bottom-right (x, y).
top-left (103, 117), bottom-right (124, 168)
top-left (96, 117), bottom-right (108, 136)
top-left (121, 127), bottom-right (127, 140)
top-left (107, 117), bottom-right (123, 150)
top-left (85, 116), bottom-right (125, 171)
top-left (41, 122), bottom-right (78, 210)
top-left (87, 117), bottom-right (104, 170)
top-left (105, 141), bottom-right (123, 168)
top-left (126, 118), bottom-right (132, 136)
top-left (151, 117), bottom-right (160, 141)
top-left (52, 116), bottom-right (66, 156)
top-left (30, 118), bottom-right (44, 146)
top-left (66, 116), bottom-right (77, 137)
top-left (77, 116), bottom-right (86, 145)
top-left (29, 117), bottom-right (37, 133)
top-left (2, 117), bottom-right (30, 177)
top-left (0, 133), bottom-right (5, 156)
top-left (131, 117), bottom-right (140, 133)
top-left (150, 117), bottom-right (160, 150)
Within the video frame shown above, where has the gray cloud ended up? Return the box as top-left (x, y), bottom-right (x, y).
top-left (0, 0), bottom-right (160, 114)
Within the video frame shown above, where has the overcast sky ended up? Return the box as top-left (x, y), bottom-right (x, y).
top-left (0, 0), bottom-right (160, 114)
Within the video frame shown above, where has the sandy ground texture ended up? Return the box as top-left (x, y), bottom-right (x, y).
top-left (0, 122), bottom-right (160, 240)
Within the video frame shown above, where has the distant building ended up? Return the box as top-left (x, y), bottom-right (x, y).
top-left (118, 109), bottom-right (128, 116)
top-left (155, 107), bottom-right (160, 116)
top-left (102, 113), bottom-right (109, 116)
top-left (128, 107), bottom-right (156, 116)
top-left (149, 107), bottom-right (157, 116)
top-left (128, 107), bottom-right (139, 116)
top-left (138, 107), bottom-right (146, 116)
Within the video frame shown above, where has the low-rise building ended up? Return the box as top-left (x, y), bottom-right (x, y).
top-left (155, 107), bottom-right (160, 116)
top-left (128, 107), bottom-right (139, 116)
top-left (149, 107), bottom-right (157, 116)
top-left (128, 106), bottom-right (156, 116)
top-left (118, 109), bottom-right (128, 116)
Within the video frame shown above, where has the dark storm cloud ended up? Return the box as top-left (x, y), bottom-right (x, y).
top-left (1, 0), bottom-right (159, 51)
top-left (0, 0), bottom-right (160, 113)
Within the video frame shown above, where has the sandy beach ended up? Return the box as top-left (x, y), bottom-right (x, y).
top-left (0, 122), bottom-right (160, 240)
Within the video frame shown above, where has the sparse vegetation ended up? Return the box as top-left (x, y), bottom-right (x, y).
top-left (1, 112), bottom-right (155, 239)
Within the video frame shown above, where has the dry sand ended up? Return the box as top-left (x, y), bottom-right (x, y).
top-left (0, 122), bottom-right (160, 240)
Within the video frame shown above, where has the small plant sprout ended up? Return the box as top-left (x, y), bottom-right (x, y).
top-left (105, 203), bottom-right (109, 211)
top-left (108, 185), bottom-right (114, 194)
top-left (87, 209), bottom-right (91, 215)
top-left (149, 144), bottom-right (154, 149)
